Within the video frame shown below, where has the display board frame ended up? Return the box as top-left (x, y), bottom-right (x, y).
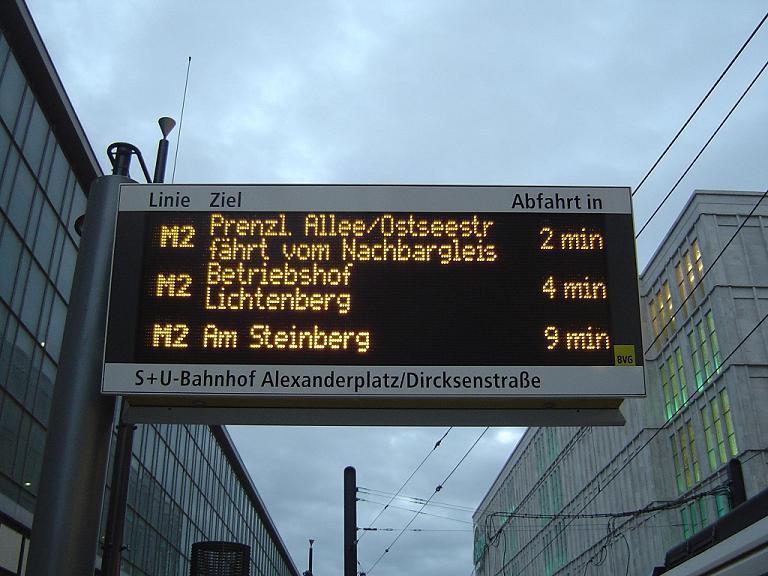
top-left (103, 184), bottom-right (645, 425)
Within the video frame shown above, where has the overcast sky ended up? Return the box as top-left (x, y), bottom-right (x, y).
top-left (24, 1), bottom-right (768, 575)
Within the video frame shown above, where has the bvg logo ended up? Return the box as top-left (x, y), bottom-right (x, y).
top-left (613, 345), bottom-right (636, 366)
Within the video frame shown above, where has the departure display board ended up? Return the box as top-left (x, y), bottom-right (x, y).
top-left (102, 185), bottom-right (644, 423)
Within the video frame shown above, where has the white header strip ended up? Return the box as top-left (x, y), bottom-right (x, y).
top-left (117, 185), bottom-right (633, 214)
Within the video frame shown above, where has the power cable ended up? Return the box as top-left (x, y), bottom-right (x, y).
top-left (504, 309), bottom-right (768, 575)
top-left (632, 10), bottom-right (768, 198)
top-left (635, 58), bottom-right (768, 238)
top-left (365, 428), bottom-right (489, 574)
top-left (356, 428), bottom-right (451, 545)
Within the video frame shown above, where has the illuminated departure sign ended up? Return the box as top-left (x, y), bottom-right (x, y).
top-left (103, 185), bottom-right (644, 425)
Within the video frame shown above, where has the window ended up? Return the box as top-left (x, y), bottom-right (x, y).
top-left (686, 420), bottom-right (701, 483)
top-left (668, 356), bottom-right (681, 412)
top-left (661, 365), bottom-right (673, 419)
top-left (715, 493), bottom-right (730, 518)
top-left (684, 251), bottom-right (697, 306)
top-left (649, 300), bottom-right (660, 338)
top-left (675, 263), bottom-right (688, 316)
top-left (678, 423), bottom-right (699, 489)
top-left (706, 312), bottom-right (721, 372)
top-left (710, 396), bottom-right (728, 465)
top-left (693, 240), bottom-right (704, 282)
top-left (697, 321), bottom-right (713, 380)
top-left (720, 389), bottom-right (738, 457)
top-left (657, 289), bottom-right (668, 340)
top-left (681, 499), bottom-right (708, 539)
top-left (664, 281), bottom-right (676, 330)
top-left (671, 436), bottom-right (684, 493)
top-left (676, 348), bottom-right (688, 401)
top-left (701, 406), bottom-right (717, 471)
top-left (689, 331), bottom-right (704, 390)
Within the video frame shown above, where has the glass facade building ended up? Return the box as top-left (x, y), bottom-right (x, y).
top-left (0, 2), bottom-right (299, 574)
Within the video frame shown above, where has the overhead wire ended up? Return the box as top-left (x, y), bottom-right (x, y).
top-left (357, 487), bottom-right (476, 512)
top-left (632, 10), bottom-right (768, 198)
top-left (473, 21), bottom-right (768, 561)
top-left (635, 57), bottom-right (768, 238)
top-left (365, 428), bottom-right (489, 574)
top-left (361, 528), bottom-right (472, 533)
top-left (356, 427), bottom-right (452, 545)
top-left (357, 497), bottom-right (473, 525)
top-left (482, 184), bottom-right (768, 569)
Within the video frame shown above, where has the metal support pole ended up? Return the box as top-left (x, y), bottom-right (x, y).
top-left (344, 466), bottom-right (357, 576)
top-left (153, 138), bottom-right (170, 183)
top-left (101, 400), bottom-right (136, 575)
top-left (100, 128), bottom-right (171, 574)
top-left (26, 172), bottom-right (132, 576)
top-left (303, 538), bottom-right (314, 576)
top-left (153, 117), bottom-right (176, 184)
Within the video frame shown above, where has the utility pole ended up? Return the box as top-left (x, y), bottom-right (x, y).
top-left (344, 466), bottom-right (357, 576)
top-left (26, 145), bottom-right (134, 576)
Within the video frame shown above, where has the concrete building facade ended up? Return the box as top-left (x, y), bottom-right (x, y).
top-left (473, 190), bottom-right (768, 575)
top-left (0, 2), bottom-right (299, 574)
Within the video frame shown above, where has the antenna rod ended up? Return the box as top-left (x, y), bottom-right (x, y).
top-left (172, 56), bottom-right (191, 183)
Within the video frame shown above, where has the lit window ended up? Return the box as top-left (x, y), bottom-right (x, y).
top-left (715, 493), bottom-right (730, 518)
top-left (675, 263), bottom-right (688, 316)
top-left (687, 420), bottom-right (701, 483)
top-left (668, 357), bottom-right (681, 412)
top-left (701, 406), bottom-right (717, 471)
top-left (671, 436), bottom-right (684, 494)
top-left (711, 397), bottom-right (728, 465)
top-left (681, 499), bottom-right (708, 539)
top-left (677, 428), bottom-right (693, 488)
top-left (676, 348), bottom-right (688, 401)
top-left (661, 366), bottom-right (673, 419)
top-left (706, 312), bottom-right (721, 372)
top-left (720, 389), bottom-right (738, 457)
top-left (689, 331), bottom-right (704, 390)
top-left (697, 321), bottom-right (713, 380)
top-left (664, 281), bottom-right (676, 330)
top-left (684, 251), bottom-right (697, 306)
top-left (693, 240), bottom-right (704, 278)
top-left (649, 301), bottom-right (661, 350)
top-left (657, 290), bottom-right (668, 339)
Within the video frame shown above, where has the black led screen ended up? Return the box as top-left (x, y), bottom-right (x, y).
top-left (105, 209), bottom-right (642, 367)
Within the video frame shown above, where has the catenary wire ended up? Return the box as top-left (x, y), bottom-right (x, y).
top-left (503, 309), bottom-right (768, 575)
top-left (632, 10), bottom-right (768, 198)
top-left (362, 528), bottom-right (472, 533)
top-left (488, 211), bottom-right (768, 568)
top-left (357, 487), bottom-right (476, 512)
top-left (365, 428), bottom-right (489, 575)
top-left (357, 497), bottom-right (473, 525)
top-left (635, 58), bottom-right (768, 238)
top-left (356, 428), bottom-right (452, 545)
